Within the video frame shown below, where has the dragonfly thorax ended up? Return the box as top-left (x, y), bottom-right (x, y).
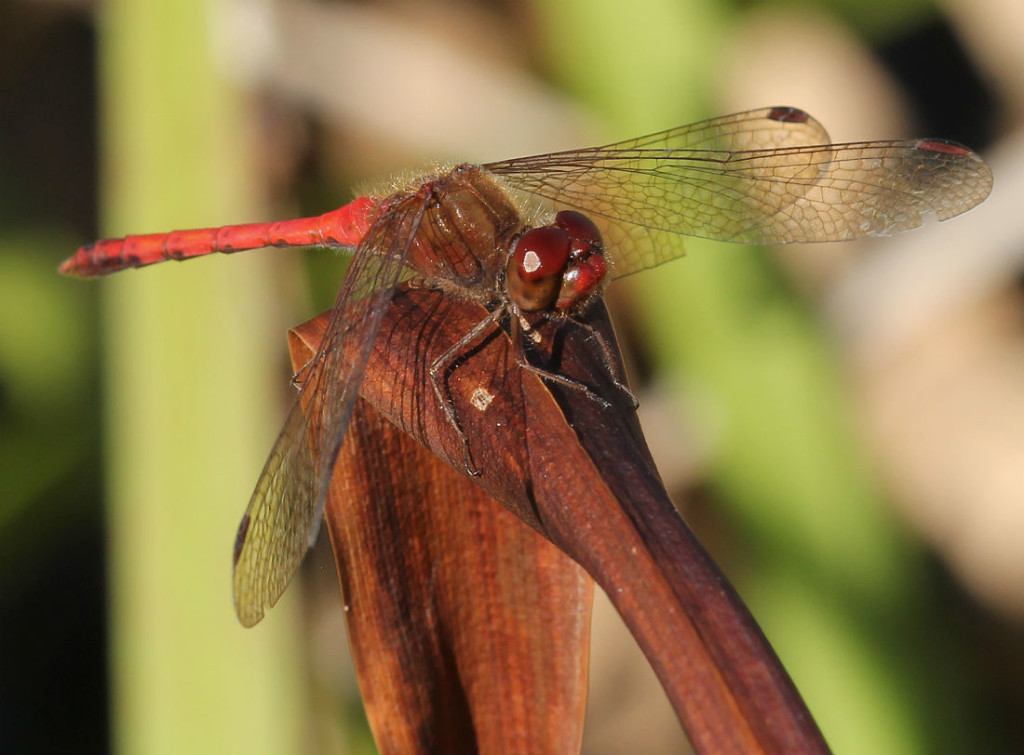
top-left (400, 165), bottom-right (523, 293)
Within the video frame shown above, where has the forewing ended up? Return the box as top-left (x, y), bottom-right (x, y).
top-left (232, 194), bottom-right (429, 627)
top-left (486, 107), bottom-right (992, 278)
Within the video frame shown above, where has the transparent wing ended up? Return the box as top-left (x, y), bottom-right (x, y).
top-left (231, 194), bottom-right (429, 627)
top-left (485, 107), bottom-right (993, 278)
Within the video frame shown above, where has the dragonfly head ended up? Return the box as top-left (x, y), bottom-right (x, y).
top-left (505, 210), bottom-right (608, 314)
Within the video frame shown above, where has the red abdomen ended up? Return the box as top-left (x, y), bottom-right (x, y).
top-left (59, 196), bottom-right (380, 277)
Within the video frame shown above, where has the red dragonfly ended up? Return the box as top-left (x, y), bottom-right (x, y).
top-left (61, 107), bottom-right (992, 626)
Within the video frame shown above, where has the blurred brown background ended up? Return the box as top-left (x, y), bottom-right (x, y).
top-left (0, 0), bottom-right (1020, 753)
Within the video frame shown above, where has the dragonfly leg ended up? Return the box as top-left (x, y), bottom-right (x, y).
top-left (512, 311), bottom-right (638, 410)
top-left (290, 355), bottom-right (318, 390)
top-left (566, 317), bottom-right (639, 410)
top-left (429, 306), bottom-right (507, 476)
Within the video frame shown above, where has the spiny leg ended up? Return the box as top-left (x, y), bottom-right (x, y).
top-left (511, 312), bottom-right (622, 410)
top-left (562, 315), bottom-right (639, 409)
top-left (290, 356), bottom-right (317, 390)
top-left (429, 306), bottom-right (507, 476)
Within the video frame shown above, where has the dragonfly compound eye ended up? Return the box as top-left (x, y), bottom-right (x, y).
top-left (555, 210), bottom-right (603, 259)
top-left (506, 225), bottom-right (571, 312)
top-left (549, 210), bottom-right (607, 311)
top-left (556, 253), bottom-right (607, 311)
top-left (513, 226), bottom-right (571, 280)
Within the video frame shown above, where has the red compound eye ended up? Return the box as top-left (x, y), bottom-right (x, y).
top-left (555, 210), bottom-right (603, 257)
top-left (556, 254), bottom-right (607, 310)
top-left (512, 225), bottom-right (571, 281)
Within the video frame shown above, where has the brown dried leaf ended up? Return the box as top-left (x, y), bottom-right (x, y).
top-left (294, 283), bottom-right (830, 754)
top-left (290, 314), bottom-right (593, 755)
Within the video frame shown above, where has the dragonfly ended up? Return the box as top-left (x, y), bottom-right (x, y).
top-left (60, 106), bottom-right (993, 626)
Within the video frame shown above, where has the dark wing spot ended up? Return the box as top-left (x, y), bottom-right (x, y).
top-left (916, 139), bottom-right (971, 156)
top-left (767, 106), bottom-right (810, 124)
top-left (232, 513), bottom-right (251, 566)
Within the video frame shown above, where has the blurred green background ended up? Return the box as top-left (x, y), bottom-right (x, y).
top-left (1, 0), bottom-right (1020, 753)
